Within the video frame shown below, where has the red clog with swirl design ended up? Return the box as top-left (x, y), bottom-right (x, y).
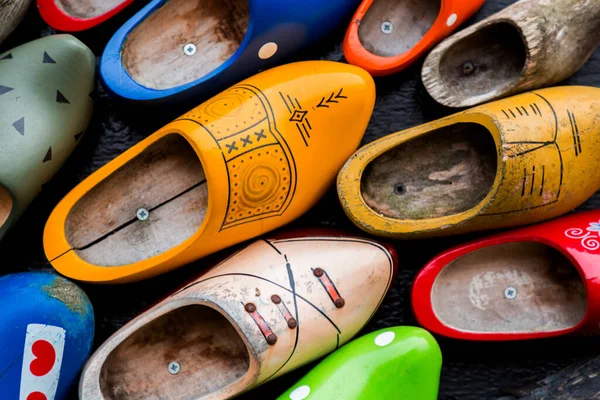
top-left (412, 210), bottom-right (600, 340)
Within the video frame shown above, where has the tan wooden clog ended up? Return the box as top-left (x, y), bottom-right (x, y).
top-left (79, 231), bottom-right (397, 399)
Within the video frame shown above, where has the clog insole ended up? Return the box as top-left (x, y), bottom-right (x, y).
top-left (358, 0), bottom-right (441, 57)
top-left (64, 134), bottom-right (208, 267)
top-left (0, 184), bottom-right (12, 229)
top-left (99, 305), bottom-right (250, 399)
top-left (122, 0), bottom-right (250, 90)
top-left (431, 242), bottom-right (587, 333)
top-left (361, 123), bottom-right (497, 220)
top-left (437, 23), bottom-right (527, 99)
top-left (54, 0), bottom-right (129, 19)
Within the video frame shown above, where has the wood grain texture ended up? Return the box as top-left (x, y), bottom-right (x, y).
top-left (361, 123), bottom-right (496, 220)
top-left (432, 242), bottom-right (586, 333)
top-left (122, 0), bottom-right (249, 90)
top-left (65, 134), bottom-right (208, 266)
top-left (358, 0), bottom-right (441, 57)
top-left (0, 0), bottom-right (32, 43)
top-left (1, 0), bottom-right (599, 399)
top-left (100, 305), bottom-right (249, 399)
top-left (54, 0), bottom-right (127, 19)
top-left (423, 0), bottom-right (600, 107)
top-left (0, 184), bottom-right (12, 230)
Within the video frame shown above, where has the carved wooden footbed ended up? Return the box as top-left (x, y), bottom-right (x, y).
top-left (99, 305), bottom-right (250, 399)
top-left (0, 184), bottom-right (12, 229)
top-left (361, 123), bottom-right (497, 220)
top-left (65, 134), bottom-right (208, 266)
top-left (432, 242), bottom-right (587, 333)
top-left (122, 0), bottom-right (250, 90)
top-left (438, 23), bottom-right (527, 99)
top-left (358, 0), bottom-right (441, 57)
top-left (55, 0), bottom-right (129, 19)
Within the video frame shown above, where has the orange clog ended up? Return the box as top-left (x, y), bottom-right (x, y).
top-left (43, 61), bottom-right (375, 284)
top-left (343, 0), bottom-right (486, 76)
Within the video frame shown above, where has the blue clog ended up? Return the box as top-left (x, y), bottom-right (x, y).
top-left (0, 272), bottom-right (94, 400)
top-left (100, 0), bottom-right (361, 103)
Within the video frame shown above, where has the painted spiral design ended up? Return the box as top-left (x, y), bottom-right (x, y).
top-left (241, 164), bottom-right (280, 207)
top-left (564, 228), bottom-right (600, 251)
top-left (565, 228), bottom-right (588, 239)
top-left (582, 236), bottom-right (600, 251)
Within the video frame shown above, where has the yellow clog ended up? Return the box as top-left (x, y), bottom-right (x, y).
top-left (338, 86), bottom-right (600, 239)
top-left (44, 61), bottom-right (375, 283)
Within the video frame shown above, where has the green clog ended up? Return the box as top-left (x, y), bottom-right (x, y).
top-left (278, 326), bottom-right (442, 400)
top-left (0, 35), bottom-right (95, 241)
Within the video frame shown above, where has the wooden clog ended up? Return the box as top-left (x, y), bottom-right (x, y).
top-left (0, 0), bottom-right (33, 44)
top-left (37, 0), bottom-right (134, 31)
top-left (100, 0), bottom-right (362, 102)
top-left (0, 35), bottom-right (95, 242)
top-left (79, 231), bottom-right (397, 399)
top-left (422, 0), bottom-right (600, 108)
top-left (412, 210), bottom-right (600, 341)
top-left (44, 61), bottom-right (375, 283)
top-left (344, 0), bottom-right (486, 77)
top-left (0, 272), bottom-right (94, 400)
top-left (278, 326), bottom-right (441, 400)
top-left (338, 86), bottom-right (600, 239)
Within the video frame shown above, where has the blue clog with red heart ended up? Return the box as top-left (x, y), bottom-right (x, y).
top-left (0, 272), bottom-right (94, 400)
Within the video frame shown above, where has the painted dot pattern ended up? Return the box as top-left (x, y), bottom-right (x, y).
top-left (446, 13), bottom-right (458, 26)
top-left (374, 331), bottom-right (395, 347)
top-left (289, 385), bottom-right (311, 400)
top-left (178, 85), bottom-right (296, 229)
top-left (258, 42), bottom-right (278, 60)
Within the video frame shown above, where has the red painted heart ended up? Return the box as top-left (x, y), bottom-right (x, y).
top-left (27, 392), bottom-right (47, 400)
top-left (29, 340), bottom-right (56, 377)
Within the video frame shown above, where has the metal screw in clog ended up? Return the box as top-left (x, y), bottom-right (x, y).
top-left (504, 287), bottom-right (517, 300)
top-left (381, 21), bottom-right (393, 34)
top-left (183, 43), bottom-right (197, 56)
top-left (136, 208), bottom-right (149, 221)
top-left (168, 361), bottom-right (180, 375)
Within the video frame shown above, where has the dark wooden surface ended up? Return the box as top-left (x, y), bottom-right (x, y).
top-left (1, 1), bottom-right (599, 399)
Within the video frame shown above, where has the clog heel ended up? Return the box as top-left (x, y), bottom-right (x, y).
top-left (343, 0), bottom-right (486, 76)
top-left (79, 231), bottom-right (397, 399)
top-left (413, 210), bottom-right (600, 340)
top-left (279, 327), bottom-right (441, 400)
top-left (101, 0), bottom-right (361, 102)
top-left (338, 86), bottom-right (600, 239)
top-left (422, 0), bottom-right (600, 108)
top-left (37, 0), bottom-right (134, 31)
top-left (0, 0), bottom-right (32, 43)
top-left (0, 272), bottom-right (94, 399)
top-left (0, 35), bottom-right (95, 241)
top-left (44, 61), bottom-right (375, 283)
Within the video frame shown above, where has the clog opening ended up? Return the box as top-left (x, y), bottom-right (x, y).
top-left (55, 0), bottom-right (130, 19)
top-left (0, 184), bottom-right (13, 230)
top-left (361, 123), bottom-right (497, 220)
top-left (64, 134), bottom-right (208, 267)
top-left (122, 0), bottom-right (250, 90)
top-left (437, 23), bottom-right (527, 99)
top-left (99, 305), bottom-right (250, 399)
top-left (358, 0), bottom-right (441, 57)
top-left (431, 242), bottom-right (587, 333)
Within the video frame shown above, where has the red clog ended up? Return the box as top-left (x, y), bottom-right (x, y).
top-left (343, 0), bottom-right (486, 76)
top-left (37, 0), bottom-right (134, 31)
top-left (412, 211), bottom-right (600, 340)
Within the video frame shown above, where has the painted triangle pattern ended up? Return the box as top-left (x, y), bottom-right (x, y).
top-left (43, 51), bottom-right (56, 64)
top-left (56, 91), bottom-right (70, 104)
top-left (12, 117), bottom-right (25, 135)
top-left (74, 131), bottom-right (84, 141)
top-left (0, 85), bottom-right (13, 95)
top-left (0, 53), bottom-right (12, 60)
top-left (43, 147), bottom-right (52, 163)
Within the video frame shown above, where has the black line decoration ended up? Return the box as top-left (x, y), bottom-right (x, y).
top-left (483, 93), bottom-right (563, 216)
top-left (280, 91), bottom-right (312, 147)
top-left (503, 104), bottom-right (542, 119)
top-left (567, 110), bottom-right (582, 157)
top-left (176, 85), bottom-right (298, 231)
top-left (317, 88), bottom-right (348, 109)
